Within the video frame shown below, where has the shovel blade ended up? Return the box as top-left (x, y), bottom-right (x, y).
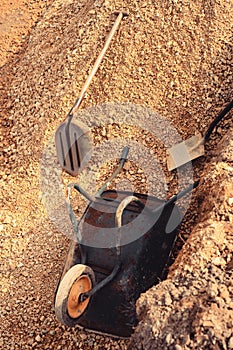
top-left (167, 133), bottom-right (205, 171)
top-left (55, 121), bottom-right (91, 176)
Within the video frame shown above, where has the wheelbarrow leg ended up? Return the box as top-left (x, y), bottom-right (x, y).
top-left (80, 262), bottom-right (121, 302)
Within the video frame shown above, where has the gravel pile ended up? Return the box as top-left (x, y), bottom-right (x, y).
top-left (0, 0), bottom-right (232, 349)
top-left (129, 135), bottom-right (233, 350)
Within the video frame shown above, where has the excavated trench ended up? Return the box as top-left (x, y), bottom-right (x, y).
top-left (1, 1), bottom-right (232, 349)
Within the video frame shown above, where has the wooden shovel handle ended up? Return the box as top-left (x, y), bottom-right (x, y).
top-left (71, 12), bottom-right (124, 115)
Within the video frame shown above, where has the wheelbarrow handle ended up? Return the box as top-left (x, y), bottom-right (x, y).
top-left (95, 146), bottom-right (130, 197)
top-left (71, 12), bottom-right (125, 116)
top-left (115, 195), bottom-right (148, 256)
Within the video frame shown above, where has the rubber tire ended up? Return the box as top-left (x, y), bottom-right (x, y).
top-left (55, 264), bottom-right (95, 327)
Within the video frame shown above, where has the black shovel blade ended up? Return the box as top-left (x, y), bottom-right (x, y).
top-left (55, 121), bottom-right (91, 176)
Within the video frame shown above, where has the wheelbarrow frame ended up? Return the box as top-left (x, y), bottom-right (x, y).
top-left (55, 184), bottom-right (182, 337)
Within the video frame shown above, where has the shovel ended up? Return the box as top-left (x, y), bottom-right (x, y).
top-left (55, 12), bottom-right (128, 176)
top-left (167, 99), bottom-right (233, 171)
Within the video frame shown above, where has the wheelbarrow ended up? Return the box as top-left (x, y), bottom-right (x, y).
top-left (54, 147), bottom-right (198, 338)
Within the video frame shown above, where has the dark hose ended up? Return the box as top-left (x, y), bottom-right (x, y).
top-left (204, 99), bottom-right (233, 142)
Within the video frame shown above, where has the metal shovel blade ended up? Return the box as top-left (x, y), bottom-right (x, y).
top-left (55, 121), bottom-right (91, 176)
top-left (167, 132), bottom-right (205, 171)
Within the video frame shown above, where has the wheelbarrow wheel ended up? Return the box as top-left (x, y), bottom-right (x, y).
top-left (55, 264), bottom-right (95, 327)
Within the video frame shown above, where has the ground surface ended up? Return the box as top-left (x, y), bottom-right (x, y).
top-left (129, 134), bottom-right (233, 350)
top-left (0, 0), bottom-right (232, 349)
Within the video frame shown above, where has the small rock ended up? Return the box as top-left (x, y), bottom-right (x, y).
top-left (219, 286), bottom-right (230, 301)
top-left (212, 257), bottom-right (226, 266)
top-left (21, 271), bottom-right (29, 277)
top-left (123, 161), bottom-right (131, 171)
top-left (35, 335), bottom-right (41, 342)
top-left (175, 345), bottom-right (183, 350)
top-left (228, 337), bottom-right (233, 349)
top-left (80, 333), bottom-right (87, 340)
top-left (208, 283), bottom-right (219, 298)
top-left (165, 333), bottom-right (172, 345)
top-left (164, 293), bottom-right (172, 306)
top-left (203, 319), bottom-right (213, 327)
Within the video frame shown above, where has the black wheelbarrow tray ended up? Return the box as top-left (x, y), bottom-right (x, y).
top-left (54, 173), bottom-right (183, 338)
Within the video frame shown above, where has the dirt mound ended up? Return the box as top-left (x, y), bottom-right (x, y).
top-left (0, 0), bottom-right (232, 349)
top-left (0, 0), bottom-right (53, 68)
top-left (129, 135), bottom-right (233, 350)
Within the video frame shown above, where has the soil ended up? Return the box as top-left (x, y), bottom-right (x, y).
top-left (0, 0), bottom-right (232, 349)
top-left (129, 134), bottom-right (233, 350)
top-left (0, 0), bottom-right (53, 68)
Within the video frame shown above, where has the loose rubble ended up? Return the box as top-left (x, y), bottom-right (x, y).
top-left (129, 136), bottom-right (233, 349)
top-left (0, 0), bottom-right (232, 349)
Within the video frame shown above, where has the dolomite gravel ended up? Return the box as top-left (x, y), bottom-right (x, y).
top-left (129, 134), bottom-right (233, 350)
top-left (0, 0), bottom-right (233, 349)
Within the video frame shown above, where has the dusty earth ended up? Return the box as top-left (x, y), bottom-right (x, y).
top-left (0, 0), bottom-right (54, 68)
top-left (0, 0), bottom-right (233, 349)
top-left (129, 134), bottom-right (233, 350)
